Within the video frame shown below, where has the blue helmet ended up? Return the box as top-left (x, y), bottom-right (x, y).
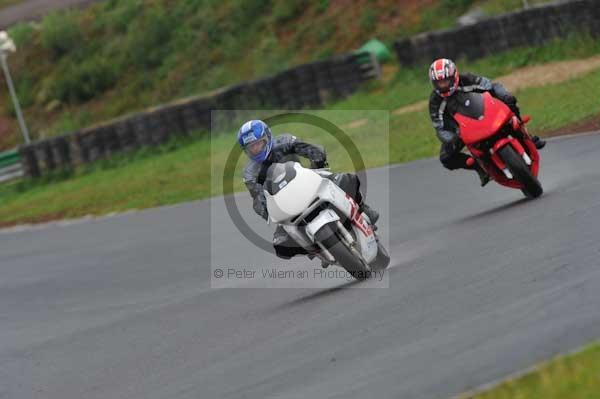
top-left (237, 120), bottom-right (273, 162)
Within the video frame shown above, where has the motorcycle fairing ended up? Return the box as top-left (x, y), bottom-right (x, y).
top-left (452, 91), bottom-right (485, 120)
top-left (310, 181), bottom-right (377, 263)
top-left (454, 92), bottom-right (513, 146)
top-left (485, 136), bottom-right (540, 188)
top-left (265, 162), bottom-right (322, 223)
top-left (453, 92), bottom-right (540, 189)
top-left (265, 162), bottom-right (378, 264)
top-left (264, 162), bottom-right (297, 196)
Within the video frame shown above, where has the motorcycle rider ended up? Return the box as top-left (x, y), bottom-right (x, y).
top-left (238, 119), bottom-right (379, 260)
top-left (428, 58), bottom-right (546, 186)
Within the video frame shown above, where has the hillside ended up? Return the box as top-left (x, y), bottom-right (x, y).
top-left (0, 0), bottom-right (551, 150)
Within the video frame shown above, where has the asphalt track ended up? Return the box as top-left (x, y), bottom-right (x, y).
top-left (0, 0), bottom-right (102, 29)
top-left (2, 133), bottom-right (600, 398)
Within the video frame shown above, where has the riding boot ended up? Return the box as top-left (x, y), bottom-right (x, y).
top-left (473, 163), bottom-right (490, 187)
top-left (359, 202), bottom-right (379, 225)
top-left (273, 225), bottom-right (289, 247)
top-left (532, 136), bottom-right (546, 150)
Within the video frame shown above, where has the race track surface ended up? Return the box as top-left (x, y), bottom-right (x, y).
top-left (2, 133), bottom-right (600, 398)
top-left (0, 0), bottom-right (102, 28)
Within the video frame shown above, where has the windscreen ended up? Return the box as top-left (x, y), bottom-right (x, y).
top-left (453, 91), bottom-right (485, 120)
top-left (264, 161), bottom-right (297, 196)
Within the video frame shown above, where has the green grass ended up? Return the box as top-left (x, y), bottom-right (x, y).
top-left (0, 135), bottom-right (210, 225)
top-left (3, 57), bottom-right (600, 226)
top-left (0, 110), bottom-right (390, 225)
top-left (209, 110), bottom-right (390, 196)
top-left (465, 341), bottom-right (600, 399)
top-left (333, 33), bottom-right (600, 112)
top-left (384, 64), bottom-right (600, 165)
top-left (0, 0), bottom-right (558, 150)
top-left (0, 0), bottom-right (22, 10)
top-left (479, 0), bottom-right (554, 16)
top-left (3, 34), bottom-right (600, 225)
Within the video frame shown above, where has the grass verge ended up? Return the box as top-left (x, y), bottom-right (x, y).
top-left (0, 0), bottom-right (23, 10)
top-left (464, 341), bottom-right (600, 399)
top-left (2, 66), bottom-right (600, 226)
top-left (2, 36), bottom-right (600, 226)
top-left (0, 0), bottom-right (559, 149)
top-left (0, 135), bottom-right (210, 226)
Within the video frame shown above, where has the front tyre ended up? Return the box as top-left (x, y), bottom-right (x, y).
top-left (371, 239), bottom-right (390, 271)
top-left (314, 223), bottom-right (370, 280)
top-left (498, 145), bottom-right (543, 198)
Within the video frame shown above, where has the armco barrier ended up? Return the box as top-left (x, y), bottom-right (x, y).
top-left (0, 149), bottom-right (23, 182)
top-left (393, 0), bottom-right (600, 66)
top-left (0, 149), bottom-right (19, 168)
top-left (19, 51), bottom-right (379, 178)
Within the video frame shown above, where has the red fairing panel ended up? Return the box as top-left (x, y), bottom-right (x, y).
top-left (455, 92), bottom-right (513, 146)
top-left (482, 136), bottom-right (541, 189)
top-left (345, 193), bottom-right (374, 238)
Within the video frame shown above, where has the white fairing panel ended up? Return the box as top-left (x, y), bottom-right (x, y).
top-left (316, 180), bottom-right (378, 263)
top-left (315, 178), bottom-right (352, 219)
top-left (305, 209), bottom-right (340, 241)
top-left (355, 225), bottom-right (378, 263)
top-left (266, 162), bottom-right (380, 267)
top-left (265, 163), bottom-right (322, 223)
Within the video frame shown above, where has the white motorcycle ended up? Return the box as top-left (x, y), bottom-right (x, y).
top-left (264, 161), bottom-right (390, 280)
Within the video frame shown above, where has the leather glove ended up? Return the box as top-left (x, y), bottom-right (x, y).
top-left (311, 159), bottom-right (329, 169)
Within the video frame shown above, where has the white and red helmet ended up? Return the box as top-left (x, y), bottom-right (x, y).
top-left (429, 58), bottom-right (459, 97)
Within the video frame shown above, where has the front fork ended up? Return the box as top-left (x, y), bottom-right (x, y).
top-left (314, 220), bottom-right (370, 268)
top-left (313, 221), bottom-right (353, 264)
top-left (490, 134), bottom-right (533, 179)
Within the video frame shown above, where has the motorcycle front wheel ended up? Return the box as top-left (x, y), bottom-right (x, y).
top-left (498, 145), bottom-right (543, 199)
top-left (314, 223), bottom-right (371, 280)
top-left (371, 238), bottom-right (390, 271)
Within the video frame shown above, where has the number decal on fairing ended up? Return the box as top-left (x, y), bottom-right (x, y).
top-left (345, 194), bottom-right (374, 237)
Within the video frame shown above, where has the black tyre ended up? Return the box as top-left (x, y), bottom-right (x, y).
top-left (314, 223), bottom-right (370, 280)
top-left (498, 145), bottom-right (543, 199)
top-left (371, 237), bottom-right (390, 271)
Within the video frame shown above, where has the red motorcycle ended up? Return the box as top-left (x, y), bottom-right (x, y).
top-left (453, 91), bottom-right (543, 198)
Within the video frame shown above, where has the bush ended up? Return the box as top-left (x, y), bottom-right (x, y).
top-left (316, 23), bottom-right (336, 42)
top-left (6, 76), bottom-right (34, 118)
top-left (360, 8), bottom-right (379, 32)
top-left (101, 0), bottom-right (141, 34)
top-left (272, 0), bottom-right (307, 23)
top-left (417, 0), bottom-right (477, 32)
top-left (8, 22), bottom-right (34, 47)
top-left (230, 0), bottom-right (271, 27)
top-left (316, 0), bottom-right (329, 13)
top-left (40, 10), bottom-right (81, 58)
top-left (126, 7), bottom-right (176, 68)
top-left (51, 57), bottom-right (118, 103)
